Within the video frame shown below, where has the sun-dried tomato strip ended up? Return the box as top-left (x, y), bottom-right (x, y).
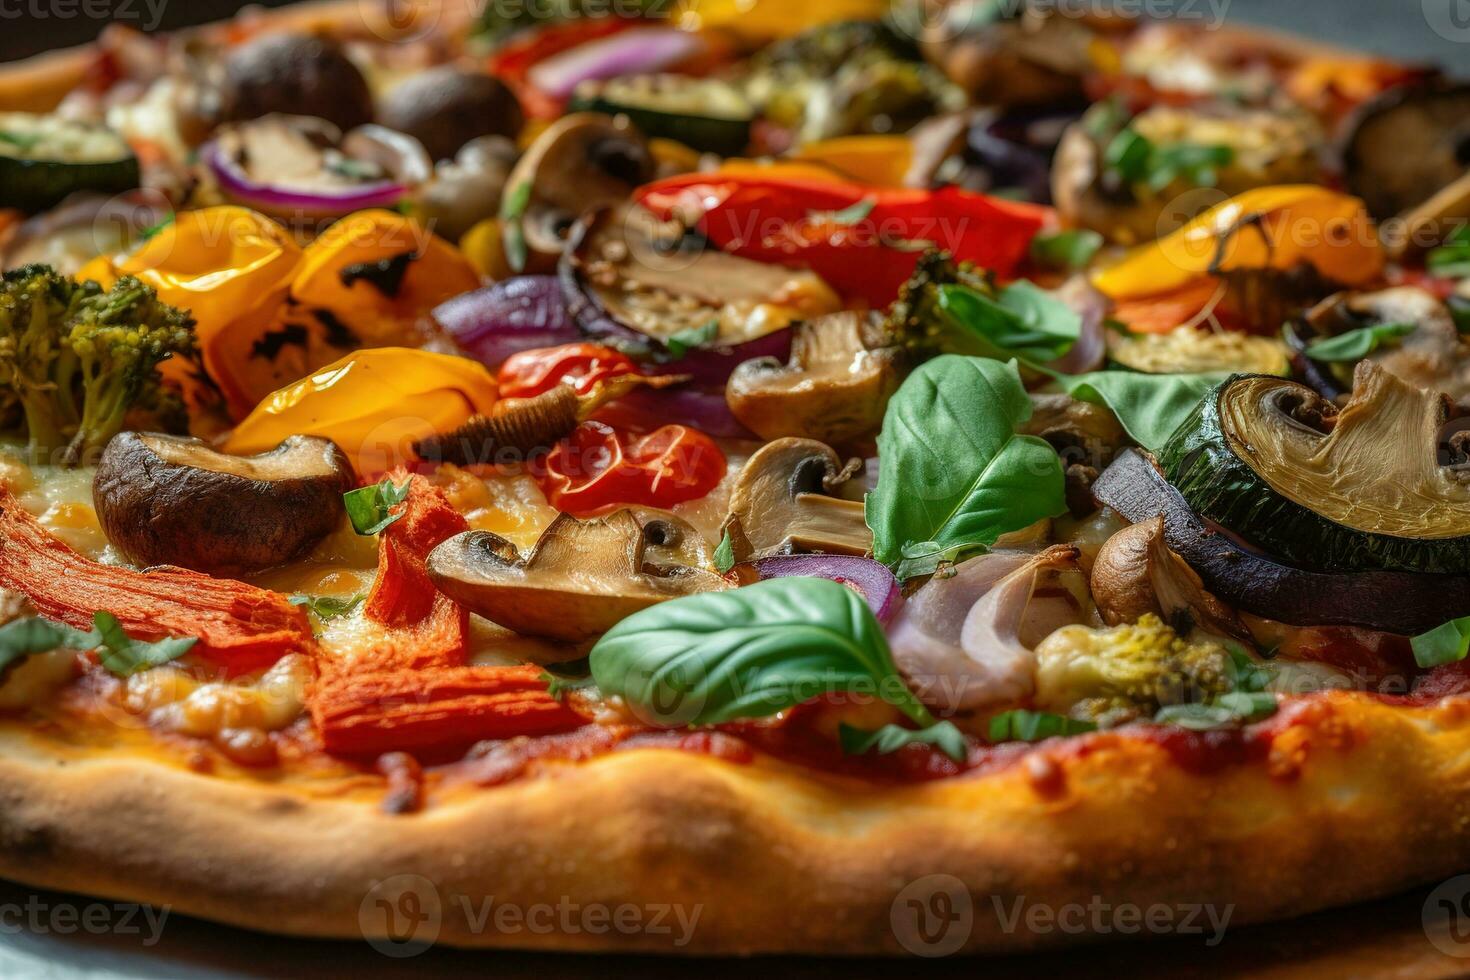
top-left (311, 664), bottom-right (583, 757)
top-left (312, 474), bottom-right (584, 757)
top-left (0, 488), bottom-right (312, 674)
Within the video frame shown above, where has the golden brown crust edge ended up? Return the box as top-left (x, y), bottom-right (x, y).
top-left (1, 691), bottom-right (1469, 955)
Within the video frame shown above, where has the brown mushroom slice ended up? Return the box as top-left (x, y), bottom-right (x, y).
top-left (726, 312), bottom-right (902, 445)
top-left (427, 509), bottom-right (725, 642)
top-left (721, 438), bottom-right (871, 563)
top-left (377, 67), bottom-right (524, 163)
top-left (502, 113), bottom-right (655, 270)
top-left (1305, 287), bottom-right (1470, 399)
top-left (1091, 516), bottom-right (1245, 639)
top-left (93, 433), bottom-right (354, 577)
top-left (218, 33), bottom-right (374, 133)
top-left (1343, 81), bottom-right (1470, 222)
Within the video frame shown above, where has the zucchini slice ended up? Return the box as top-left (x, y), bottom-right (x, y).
top-left (1156, 364), bottom-right (1470, 574)
top-left (569, 75), bottom-right (753, 157)
top-left (0, 113), bottom-right (140, 214)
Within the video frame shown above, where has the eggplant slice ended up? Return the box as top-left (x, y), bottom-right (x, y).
top-left (1094, 449), bottom-right (1470, 636)
top-left (1343, 80), bottom-right (1470, 221)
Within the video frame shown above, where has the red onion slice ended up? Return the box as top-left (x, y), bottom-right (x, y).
top-left (433, 276), bottom-right (580, 369)
top-left (203, 141), bottom-right (407, 217)
top-left (527, 27), bottom-right (703, 101)
top-left (752, 556), bottom-right (901, 624)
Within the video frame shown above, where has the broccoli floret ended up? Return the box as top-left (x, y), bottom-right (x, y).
top-left (1032, 615), bottom-right (1238, 723)
top-left (882, 249), bottom-right (997, 355)
top-left (0, 265), bottom-right (196, 467)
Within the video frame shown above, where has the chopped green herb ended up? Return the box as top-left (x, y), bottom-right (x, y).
top-left (1029, 229), bottom-right (1104, 271)
top-left (839, 720), bottom-right (968, 763)
top-left (1412, 616), bottom-right (1470, 668)
top-left (289, 593), bottom-right (365, 620)
top-left (1153, 691), bottom-right (1277, 730)
top-left (138, 213), bottom-right (175, 242)
top-left (90, 612), bottom-right (196, 677)
top-left (500, 181), bottom-right (533, 273)
top-left (344, 478), bottom-right (412, 536)
top-left (713, 530), bottom-right (736, 574)
top-left (987, 709), bottom-right (1096, 743)
top-left (812, 196), bottom-right (876, 226)
top-left (664, 318), bottom-right (719, 359)
top-left (1303, 322), bottom-right (1415, 362)
top-left (1105, 127), bottom-right (1234, 192)
top-left (1427, 225), bottom-right (1470, 280)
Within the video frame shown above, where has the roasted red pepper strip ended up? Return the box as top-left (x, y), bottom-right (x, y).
top-left (0, 488), bottom-right (312, 674)
top-left (636, 174), bottom-right (1050, 307)
top-left (312, 664), bottom-right (583, 757)
top-left (312, 474), bottom-right (584, 756)
top-left (497, 343), bottom-right (641, 400)
top-left (535, 421), bottom-right (726, 515)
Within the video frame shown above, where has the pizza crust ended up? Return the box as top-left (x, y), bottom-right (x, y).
top-left (1, 690), bottom-right (1468, 954)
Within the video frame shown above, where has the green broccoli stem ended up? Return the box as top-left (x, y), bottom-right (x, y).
top-left (17, 391), bottom-right (70, 461)
top-left (62, 374), bottom-right (135, 468)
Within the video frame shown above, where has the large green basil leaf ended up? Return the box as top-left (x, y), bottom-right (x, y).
top-left (935, 282), bottom-right (1080, 362)
top-left (866, 356), bottom-right (1067, 574)
top-left (589, 577), bottom-right (932, 727)
top-left (1054, 370), bottom-right (1225, 452)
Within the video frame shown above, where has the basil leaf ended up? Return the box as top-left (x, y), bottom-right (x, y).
top-left (839, 720), bottom-right (968, 763)
top-left (289, 593), bottom-right (365, 620)
top-left (1103, 127), bottom-right (1233, 191)
top-left (0, 617), bottom-right (93, 675)
top-left (664, 318), bottom-right (719, 359)
top-left (589, 577), bottom-right (932, 727)
top-left (866, 356), bottom-right (1067, 575)
top-left (1412, 617), bottom-right (1470, 668)
top-left (1225, 643), bottom-right (1271, 693)
top-left (1450, 296), bottom-right (1470, 335)
top-left (1029, 229), bottom-right (1103, 271)
top-left (1104, 129), bottom-right (1153, 184)
top-left (1303, 322), bottom-right (1415, 362)
top-left (713, 529), bottom-right (735, 574)
top-left (935, 283), bottom-right (1081, 362)
top-left (344, 477), bottom-right (412, 536)
top-left (541, 658), bottom-right (596, 701)
top-left (91, 612), bottom-right (196, 677)
top-left (988, 709), bottom-right (1096, 743)
top-left (1052, 370), bottom-right (1225, 452)
top-left (1154, 691), bottom-right (1277, 730)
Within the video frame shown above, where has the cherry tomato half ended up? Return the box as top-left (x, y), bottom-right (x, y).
top-left (497, 343), bottom-right (640, 399)
top-left (536, 421), bottom-right (726, 514)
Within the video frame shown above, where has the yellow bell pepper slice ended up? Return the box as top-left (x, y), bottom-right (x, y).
top-left (674, 0), bottom-right (889, 41)
top-left (793, 136), bottom-right (916, 188)
top-left (290, 210), bottom-right (482, 348)
top-left (224, 348), bottom-right (498, 477)
top-left (1093, 186), bottom-right (1384, 301)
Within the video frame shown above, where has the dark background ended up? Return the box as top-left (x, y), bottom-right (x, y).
top-left (2, 0), bottom-right (1470, 64)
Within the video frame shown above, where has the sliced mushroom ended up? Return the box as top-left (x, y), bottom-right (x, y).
top-left (93, 433), bottom-right (354, 576)
top-left (726, 312), bottom-right (902, 445)
top-left (427, 509), bottom-right (725, 642)
top-left (721, 438), bottom-right (871, 563)
top-left (1022, 392), bottom-right (1126, 467)
top-left (218, 33), bottom-right (374, 133)
top-left (502, 113), bottom-right (654, 271)
top-left (919, 3), bottom-right (1099, 109)
top-left (1394, 170), bottom-right (1470, 261)
top-left (1091, 516), bottom-right (1245, 639)
top-left (1343, 81), bottom-right (1470, 222)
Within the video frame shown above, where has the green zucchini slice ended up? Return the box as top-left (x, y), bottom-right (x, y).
top-left (1156, 364), bottom-right (1470, 574)
top-left (0, 113), bottom-right (140, 214)
top-left (569, 75), bottom-right (753, 157)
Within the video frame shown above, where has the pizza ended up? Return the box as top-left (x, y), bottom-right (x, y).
top-left (0, 0), bottom-right (1465, 958)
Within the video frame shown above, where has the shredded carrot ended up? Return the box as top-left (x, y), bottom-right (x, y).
top-left (311, 473), bottom-right (584, 757)
top-left (0, 488), bottom-right (313, 674)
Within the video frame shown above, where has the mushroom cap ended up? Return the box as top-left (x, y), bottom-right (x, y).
top-left (377, 67), bottom-right (524, 163)
top-left (219, 33), bottom-right (374, 133)
top-left (427, 509), bottom-right (725, 642)
top-left (1343, 81), bottom-right (1470, 221)
top-left (93, 432), bottom-right (353, 577)
top-left (721, 438), bottom-right (871, 563)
